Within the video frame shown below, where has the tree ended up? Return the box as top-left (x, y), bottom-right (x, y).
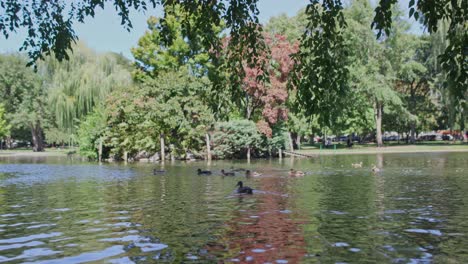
top-left (211, 120), bottom-right (263, 159)
top-left (236, 34), bottom-right (297, 137)
top-left (344, 0), bottom-right (403, 147)
top-left (0, 103), bottom-right (10, 140)
top-left (77, 106), bottom-right (107, 160)
top-left (0, 0), bottom-right (263, 76)
top-left (0, 54), bottom-right (47, 151)
top-left (392, 35), bottom-right (433, 143)
top-left (264, 10), bottom-right (307, 42)
top-left (105, 69), bottom-right (215, 160)
top-left (131, 9), bottom-right (223, 160)
top-left (292, 1), bottom-right (350, 128)
top-left (2, 1), bottom-right (463, 114)
top-left (43, 43), bottom-right (131, 135)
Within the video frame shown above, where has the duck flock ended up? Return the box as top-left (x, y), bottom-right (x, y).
top-left (153, 162), bottom-right (381, 194)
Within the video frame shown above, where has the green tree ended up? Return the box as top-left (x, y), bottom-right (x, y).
top-left (43, 43), bottom-right (131, 136)
top-left (77, 107), bottom-right (107, 160)
top-left (0, 54), bottom-right (47, 151)
top-left (105, 69), bottom-right (215, 160)
top-left (0, 104), bottom-right (10, 140)
top-left (344, 0), bottom-right (404, 147)
top-left (211, 120), bottom-right (263, 159)
top-left (264, 9), bottom-right (307, 42)
top-left (2, 1), bottom-right (464, 120)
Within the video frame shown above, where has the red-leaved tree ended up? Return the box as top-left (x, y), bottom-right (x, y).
top-left (243, 34), bottom-right (298, 137)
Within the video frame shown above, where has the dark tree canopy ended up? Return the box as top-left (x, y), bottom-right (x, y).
top-left (0, 0), bottom-right (261, 66)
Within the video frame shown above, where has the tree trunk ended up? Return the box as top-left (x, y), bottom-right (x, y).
top-left (30, 122), bottom-right (44, 152)
top-left (170, 144), bottom-right (175, 161)
top-left (160, 133), bottom-right (165, 162)
top-left (246, 146), bottom-right (251, 161)
top-left (245, 94), bottom-right (252, 120)
top-left (98, 137), bottom-right (103, 162)
top-left (374, 101), bottom-right (383, 147)
top-left (409, 121), bottom-right (416, 144)
top-left (205, 133), bottom-right (211, 160)
top-left (5, 136), bottom-right (13, 149)
top-left (288, 132), bottom-right (294, 151)
top-left (278, 148), bottom-right (282, 159)
top-left (296, 133), bottom-right (301, 150)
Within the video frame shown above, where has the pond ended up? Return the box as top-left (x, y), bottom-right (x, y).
top-left (0, 152), bottom-right (467, 263)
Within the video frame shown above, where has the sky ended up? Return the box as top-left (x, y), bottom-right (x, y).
top-left (0, 0), bottom-right (423, 59)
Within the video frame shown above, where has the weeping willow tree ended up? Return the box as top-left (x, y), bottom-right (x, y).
top-left (41, 43), bottom-right (132, 143)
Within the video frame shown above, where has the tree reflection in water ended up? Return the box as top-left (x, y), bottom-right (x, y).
top-left (207, 174), bottom-right (308, 263)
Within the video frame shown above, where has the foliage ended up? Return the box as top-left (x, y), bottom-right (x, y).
top-left (234, 34), bottom-right (297, 136)
top-left (265, 9), bottom-right (307, 42)
top-left (132, 5), bottom-right (222, 79)
top-left (372, 0), bottom-right (466, 107)
top-left (0, 0), bottom-right (465, 157)
top-left (0, 0), bottom-right (264, 77)
top-left (292, 0), bottom-right (350, 127)
top-left (133, 9), bottom-right (233, 121)
top-left (44, 127), bottom-right (70, 146)
top-left (0, 104), bottom-right (10, 138)
top-left (211, 120), bottom-right (263, 159)
top-left (105, 69), bottom-right (214, 158)
top-left (0, 53), bottom-right (47, 151)
top-left (42, 43), bottom-right (132, 134)
top-left (1, 1), bottom-right (464, 123)
top-left (77, 107), bottom-right (107, 160)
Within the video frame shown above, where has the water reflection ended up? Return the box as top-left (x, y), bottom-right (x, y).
top-left (0, 153), bottom-right (467, 263)
top-left (213, 174), bottom-right (307, 263)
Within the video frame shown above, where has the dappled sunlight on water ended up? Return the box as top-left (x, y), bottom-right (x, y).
top-left (0, 152), bottom-right (467, 263)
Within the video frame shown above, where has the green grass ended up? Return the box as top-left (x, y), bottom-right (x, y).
top-left (294, 141), bottom-right (468, 155)
top-left (0, 147), bottom-right (71, 157)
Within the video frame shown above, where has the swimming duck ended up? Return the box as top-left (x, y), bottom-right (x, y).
top-left (371, 165), bottom-right (381, 173)
top-left (289, 169), bottom-right (305, 177)
top-left (197, 168), bottom-right (212, 175)
top-left (245, 170), bottom-right (262, 177)
top-left (153, 169), bottom-right (166, 175)
top-left (236, 181), bottom-right (253, 194)
top-left (221, 169), bottom-right (235, 176)
top-left (351, 162), bottom-right (363, 168)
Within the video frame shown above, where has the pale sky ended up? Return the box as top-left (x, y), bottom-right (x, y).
top-left (0, 0), bottom-right (422, 59)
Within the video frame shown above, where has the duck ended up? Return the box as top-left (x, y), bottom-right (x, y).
top-left (371, 165), bottom-right (381, 173)
top-left (245, 170), bottom-right (262, 177)
top-left (197, 168), bottom-right (212, 175)
top-left (153, 169), bottom-right (166, 175)
top-left (351, 162), bottom-right (363, 168)
top-left (236, 181), bottom-right (253, 194)
top-left (221, 169), bottom-right (235, 176)
top-left (289, 169), bottom-right (305, 177)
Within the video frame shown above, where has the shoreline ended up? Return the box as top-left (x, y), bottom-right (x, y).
top-left (291, 148), bottom-right (468, 157)
top-left (1, 145), bottom-right (467, 159)
top-left (0, 150), bottom-right (68, 157)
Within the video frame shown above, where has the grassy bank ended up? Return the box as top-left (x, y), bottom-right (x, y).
top-left (293, 141), bottom-right (468, 156)
top-left (1, 142), bottom-right (467, 159)
top-left (0, 148), bottom-right (71, 157)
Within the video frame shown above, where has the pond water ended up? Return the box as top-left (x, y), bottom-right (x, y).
top-left (0, 152), bottom-right (467, 263)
